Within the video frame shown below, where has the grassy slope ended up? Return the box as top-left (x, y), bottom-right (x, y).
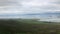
top-left (16, 19), bottom-right (60, 34)
top-left (0, 19), bottom-right (60, 34)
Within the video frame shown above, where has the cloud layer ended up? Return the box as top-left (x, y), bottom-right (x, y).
top-left (0, 0), bottom-right (60, 14)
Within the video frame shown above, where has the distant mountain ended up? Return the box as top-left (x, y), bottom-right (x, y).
top-left (0, 12), bottom-right (60, 18)
top-left (25, 12), bottom-right (60, 15)
top-left (23, 12), bottom-right (60, 19)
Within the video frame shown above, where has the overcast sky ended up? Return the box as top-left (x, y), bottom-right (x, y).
top-left (0, 0), bottom-right (60, 14)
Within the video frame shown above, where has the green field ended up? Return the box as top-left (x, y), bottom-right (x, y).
top-left (0, 19), bottom-right (60, 34)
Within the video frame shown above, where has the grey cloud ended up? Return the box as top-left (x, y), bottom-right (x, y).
top-left (19, 0), bottom-right (60, 12)
top-left (0, 0), bottom-right (21, 6)
top-left (15, 0), bottom-right (60, 13)
top-left (50, 0), bottom-right (60, 4)
top-left (51, 2), bottom-right (60, 4)
top-left (39, 6), bottom-right (60, 10)
top-left (0, 0), bottom-right (60, 14)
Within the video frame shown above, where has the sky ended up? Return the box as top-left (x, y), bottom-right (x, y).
top-left (0, 0), bottom-right (60, 14)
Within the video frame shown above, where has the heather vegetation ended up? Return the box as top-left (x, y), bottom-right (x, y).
top-left (0, 19), bottom-right (59, 34)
